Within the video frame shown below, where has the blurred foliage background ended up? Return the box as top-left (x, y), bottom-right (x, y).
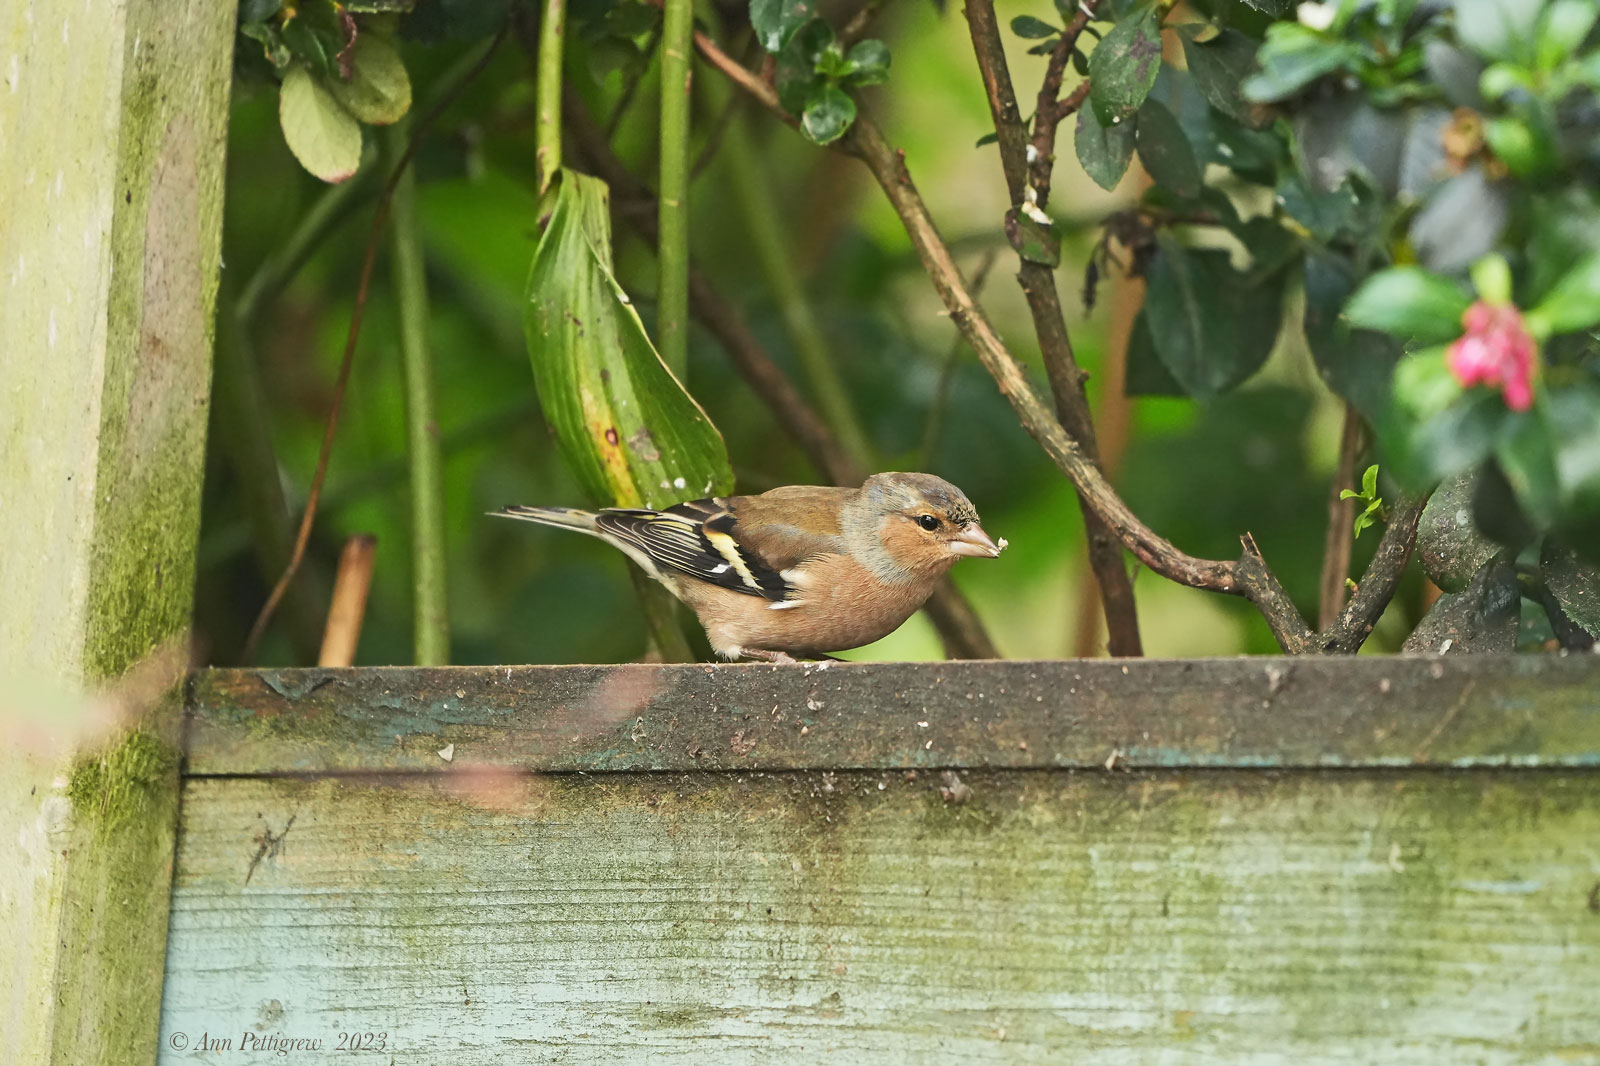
top-left (198, 0), bottom-right (1453, 667)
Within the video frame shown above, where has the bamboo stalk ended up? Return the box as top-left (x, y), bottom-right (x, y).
top-left (657, 0), bottom-right (694, 378)
top-left (319, 534), bottom-right (378, 667)
top-left (385, 122), bottom-right (451, 666)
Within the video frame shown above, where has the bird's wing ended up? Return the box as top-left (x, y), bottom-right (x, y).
top-left (594, 488), bottom-right (851, 601)
top-left (593, 498), bottom-right (788, 599)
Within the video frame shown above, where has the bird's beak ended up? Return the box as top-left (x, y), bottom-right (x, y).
top-left (950, 523), bottom-right (1007, 558)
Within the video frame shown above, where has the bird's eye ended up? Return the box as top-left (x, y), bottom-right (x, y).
top-left (916, 514), bottom-right (940, 532)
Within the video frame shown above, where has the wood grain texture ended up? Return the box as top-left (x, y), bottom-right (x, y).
top-left (159, 770), bottom-right (1600, 1064)
top-left (187, 657), bottom-right (1600, 775)
top-left (0, 1), bottom-right (233, 1063)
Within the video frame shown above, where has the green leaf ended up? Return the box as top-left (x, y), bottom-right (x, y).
top-left (1495, 408), bottom-right (1561, 530)
top-left (1074, 105), bottom-right (1136, 191)
top-left (1526, 254), bottom-right (1600, 338)
top-left (1361, 462), bottom-right (1378, 499)
top-left (523, 170), bottom-right (735, 510)
top-left (975, 131), bottom-right (1000, 148)
top-left (801, 83), bottom-right (857, 145)
top-left (1011, 15), bottom-right (1059, 39)
top-left (1408, 390), bottom-right (1509, 485)
top-left (279, 65), bottom-right (363, 183)
top-left (1469, 253), bottom-right (1512, 307)
top-left (240, 0), bottom-right (285, 23)
top-left (1123, 307), bottom-right (1186, 396)
top-left (1135, 98), bottom-right (1202, 199)
top-left (325, 34), bottom-right (412, 125)
top-left (750, 0), bottom-right (819, 52)
top-left (1241, 23), bottom-right (1357, 102)
top-left (775, 18), bottom-right (832, 114)
top-left (1454, 0), bottom-right (1540, 64)
top-left (1088, 6), bottom-right (1163, 122)
top-left (842, 38), bottom-right (891, 85)
top-left (1344, 266), bottom-right (1472, 344)
top-left (281, 17), bottom-right (340, 79)
top-left (240, 22), bottom-right (292, 68)
top-left (1142, 234), bottom-right (1288, 398)
top-left (1546, 382), bottom-right (1600, 527)
top-left (1537, 0), bottom-right (1598, 71)
top-left (1177, 26), bottom-right (1259, 125)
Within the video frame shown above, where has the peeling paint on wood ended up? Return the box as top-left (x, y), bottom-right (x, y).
top-left (157, 770), bottom-right (1600, 1064)
top-left (186, 657), bottom-right (1600, 775)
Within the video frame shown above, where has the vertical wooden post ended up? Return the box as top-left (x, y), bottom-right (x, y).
top-left (0, 1), bottom-right (234, 1063)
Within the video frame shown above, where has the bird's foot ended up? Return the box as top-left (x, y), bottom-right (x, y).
top-left (739, 648), bottom-right (799, 665)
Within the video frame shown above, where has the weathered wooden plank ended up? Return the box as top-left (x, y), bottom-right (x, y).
top-left (0, 1), bottom-right (233, 1063)
top-left (187, 656), bottom-right (1600, 775)
top-left (157, 770), bottom-right (1600, 1064)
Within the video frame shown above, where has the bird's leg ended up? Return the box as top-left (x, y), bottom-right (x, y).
top-left (740, 648), bottom-right (799, 665)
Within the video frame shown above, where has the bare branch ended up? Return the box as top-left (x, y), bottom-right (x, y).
top-left (964, 0), bottom-right (1141, 656)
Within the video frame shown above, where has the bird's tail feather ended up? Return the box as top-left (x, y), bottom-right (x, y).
top-left (490, 505), bottom-right (601, 533)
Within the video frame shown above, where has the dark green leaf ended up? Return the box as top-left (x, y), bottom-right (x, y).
top-left (1274, 171), bottom-right (1368, 244)
top-left (975, 131), bottom-right (1000, 148)
top-left (402, 0), bottom-right (513, 42)
top-left (842, 39), bottom-right (891, 85)
top-left (280, 18), bottom-right (339, 79)
top-left (1135, 98), bottom-right (1202, 199)
top-left (240, 0), bottom-right (284, 23)
top-left (240, 22), bottom-right (293, 68)
top-left (1526, 255), bottom-right (1600, 338)
top-left (1124, 308), bottom-right (1186, 396)
top-left (775, 18), bottom-right (833, 114)
top-left (1142, 234), bottom-right (1288, 398)
top-left (278, 66), bottom-right (362, 183)
top-left (1088, 6), bottom-right (1163, 122)
top-left (801, 82), bottom-right (857, 145)
top-left (1495, 409), bottom-right (1561, 530)
top-left (1417, 471), bottom-right (1500, 592)
top-left (1541, 538), bottom-right (1600, 634)
top-left (1292, 93), bottom-right (1405, 196)
top-left (1547, 382), bottom-right (1600, 526)
top-left (1423, 40), bottom-right (1485, 108)
top-left (1408, 391), bottom-right (1509, 486)
top-left (524, 169), bottom-right (735, 510)
top-left (750, 0), bottom-right (819, 53)
top-left (606, 1), bottom-right (661, 37)
top-left (1074, 105), bottom-right (1137, 191)
top-left (1177, 26), bottom-right (1258, 124)
top-left (1240, 23), bottom-right (1356, 102)
top-left (1471, 459), bottom-right (1537, 550)
top-left (1203, 109), bottom-right (1285, 181)
top-left (1409, 167), bottom-right (1509, 273)
top-left (1010, 15), bottom-right (1059, 39)
top-left (1302, 251), bottom-right (1400, 420)
top-left (1344, 266), bottom-right (1472, 344)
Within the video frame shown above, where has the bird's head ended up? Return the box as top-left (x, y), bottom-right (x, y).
top-left (861, 472), bottom-right (1008, 572)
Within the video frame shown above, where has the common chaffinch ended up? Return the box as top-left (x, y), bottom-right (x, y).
top-left (494, 472), bottom-right (1007, 662)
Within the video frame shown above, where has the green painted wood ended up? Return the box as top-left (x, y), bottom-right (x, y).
top-left (187, 656), bottom-right (1600, 774)
top-left (157, 769), bottom-right (1600, 1063)
top-left (0, 1), bottom-right (234, 1063)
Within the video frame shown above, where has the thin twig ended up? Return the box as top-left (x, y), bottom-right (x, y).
top-left (1028, 1), bottom-right (1099, 208)
top-left (535, 0), bottom-right (565, 192)
top-left (318, 534), bottom-right (378, 667)
top-left (242, 26), bottom-right (509, 661)
top-left (1318, 405), bottom-right (1363, 631)
top-left (964, 0), bottom-right (1141, 656)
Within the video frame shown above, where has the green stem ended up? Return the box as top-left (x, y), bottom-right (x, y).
top-left (536, 0), bottom-right (566, 193)
top-left (723, 112), bottom-right (875, 471)
top-left (385, 122), bottom-right (450, 666)
top-left (657, 0), bottom-right (694, 379)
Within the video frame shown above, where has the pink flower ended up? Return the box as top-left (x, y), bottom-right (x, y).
top-left (1446, 300), bottom-right (1537, 411)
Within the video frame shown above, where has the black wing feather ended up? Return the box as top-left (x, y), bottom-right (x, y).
top-left (595, 499), bottom-right (789, 600)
